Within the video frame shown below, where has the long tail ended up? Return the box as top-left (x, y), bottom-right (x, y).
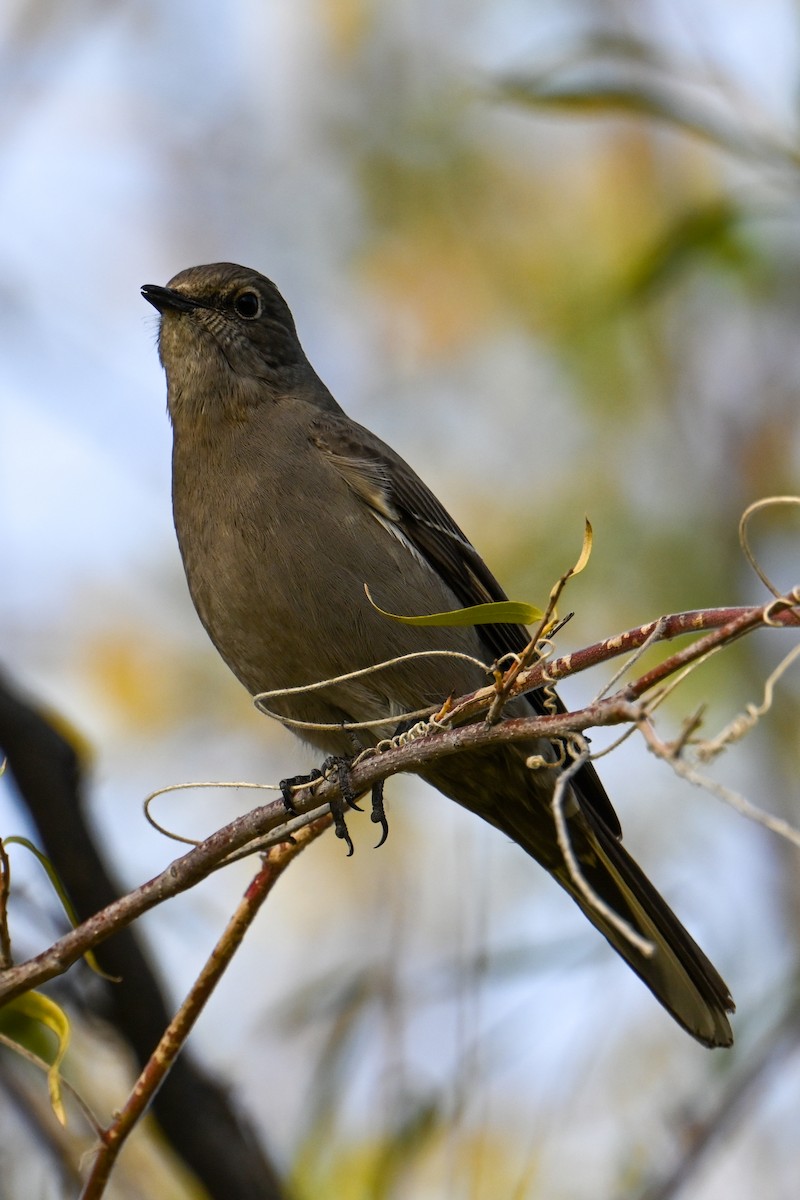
top-left (422, 748), bottom-right (734, 1047)
top-left (549, 802), bottom-right (734, 1047)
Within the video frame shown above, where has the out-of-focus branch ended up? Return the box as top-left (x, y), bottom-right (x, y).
top-left (636, 991), bottom-right (800, 1200)
top-left (0, 670), bottom-right (289, 1200)
top-left (0, 838), bottom-right (11, 969)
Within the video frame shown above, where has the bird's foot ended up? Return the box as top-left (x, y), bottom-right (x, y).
top-left (370, 779), bottom-right (389, 848)
top-left (282, 756), bottom-right (389, 854)
top-left (279, 768), bottom-right (322, 815)
top-left (320, 755), bottom-right (361, 856)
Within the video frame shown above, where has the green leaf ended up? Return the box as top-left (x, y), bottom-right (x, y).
top-left (496, 71), bottom-right (795, 168)
top-left (622, 200), bottom-right (748, 304)
top-left (4, 838), bottom-right (118, 982)
top-left (364, 585), bottom-right (542, 627)
top-left (0, 991), bottom-right (71, 1124)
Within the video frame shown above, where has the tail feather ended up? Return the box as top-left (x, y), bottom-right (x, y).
top-left (553, 804), bottom-right (734, 1047)
top-left (422, 746), bottom-right (734, 1047)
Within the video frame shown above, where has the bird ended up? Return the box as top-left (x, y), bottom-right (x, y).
top-left (142, 262), bottom-right (734, 1047)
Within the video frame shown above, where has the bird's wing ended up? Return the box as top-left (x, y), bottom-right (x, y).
top-left (311, 413), bottom-right (622, 838)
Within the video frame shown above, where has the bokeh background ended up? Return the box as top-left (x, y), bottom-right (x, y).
top-left (2, 2), bottom-right (800, 1197)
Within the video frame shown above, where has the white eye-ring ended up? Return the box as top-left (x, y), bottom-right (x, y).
top-left (233, 289), bottom-right (262, 320)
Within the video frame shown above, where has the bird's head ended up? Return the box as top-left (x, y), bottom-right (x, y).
top-left (142, 263), bottom-right (309, 422)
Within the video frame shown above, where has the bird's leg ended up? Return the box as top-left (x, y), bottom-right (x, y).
top-left (319, 755), bottom-right (360, 856)
top-left (282, 746), bottom-right (389, 854)
top-left (366, 715), bottom-right (418, 850)
top-left (280, 758), bottom-right (361, 855)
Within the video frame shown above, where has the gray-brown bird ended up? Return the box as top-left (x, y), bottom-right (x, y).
top-left (142, 262), bottom-right (734, 1047)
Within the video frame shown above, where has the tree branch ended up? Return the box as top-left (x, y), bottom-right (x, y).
top-left (79, 818), bottom-right (329, 1199)
top-left (0, 596), bottom-right (797, 1010)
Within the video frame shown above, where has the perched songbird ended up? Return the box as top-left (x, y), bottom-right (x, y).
top-left (143, 263), bottom-right (734, 1047)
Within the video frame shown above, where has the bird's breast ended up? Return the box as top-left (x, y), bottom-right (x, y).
top-left (170, 423), bottom-right (488, 745)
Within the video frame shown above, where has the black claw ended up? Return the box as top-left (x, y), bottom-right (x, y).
top-left (279, 768), bottom-right (321, 815)
top-left (320, 757), bottom-right (359, 856)
top-left (283, 756), bottom-right (366, 856)
top-left (330, 795), bottom-right (355, 856)
top-left (370, 780), bottom-right (389, 848)
top-left (321, 756), bottom-right (362, 810)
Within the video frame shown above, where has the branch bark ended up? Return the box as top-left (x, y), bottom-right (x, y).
top-left (79, 818), bottom-right (328, 1199)
top-left (1, 597), bottom-right (796, 1010)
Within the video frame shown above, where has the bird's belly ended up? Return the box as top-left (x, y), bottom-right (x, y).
top-left (176, 491), bottom-right (490, 750)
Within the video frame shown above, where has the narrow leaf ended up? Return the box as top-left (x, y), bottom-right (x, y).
top-left (573, 518), bottom-right (593, 576)
top-left (364, 585), bottom-right (542, 627)
top-left (4, 837), bottom-right (118, 981)
top-left (1, 991), bottom-right (71, 1124)
top-left (497, 74), bottom-right (793, 166)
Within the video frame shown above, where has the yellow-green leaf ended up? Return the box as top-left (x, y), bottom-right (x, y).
top-left (0, 991), bottom-right (70, 1124)
top-left (573, 517), bottom-right (593, 576)
top-left (365, 585), bottom-right (542, 627)
top-left (3, 838), bottom-right (117, 982)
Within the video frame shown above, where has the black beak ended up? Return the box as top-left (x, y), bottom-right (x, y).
top-left (141, 284), bottom-right (202, 314)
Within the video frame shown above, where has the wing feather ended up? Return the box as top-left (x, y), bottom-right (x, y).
top-left (311, 414), bottom-right (621, 836)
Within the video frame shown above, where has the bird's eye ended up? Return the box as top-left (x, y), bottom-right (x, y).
top-left (233, 289), bottom-right (262, 320)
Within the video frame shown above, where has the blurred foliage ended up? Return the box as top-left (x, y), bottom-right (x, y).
top-left (0, 988), bottom-right (70, 1125)
top-left (2, 1), bottom-right (800, 1198)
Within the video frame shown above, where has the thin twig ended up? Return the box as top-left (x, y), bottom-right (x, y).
top-left (547, 736), bottom-right (654, 956)
top-left (640, 721), bottom-right (800, 850)
top-left (0, 598), bottom-right (796, 1009)
top-left (444, 596), bottom-right (799, 729)
top-left (696, 642), bottom-right (800, 762)
top-left (487, 520), bottom-right (592, 723)
top-left (739, 495), bottom-right (800, 599)
top-left (79, 816), bottom-right (328, 1199)
top-left (0, 1033), bottom-right (104, 1136)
